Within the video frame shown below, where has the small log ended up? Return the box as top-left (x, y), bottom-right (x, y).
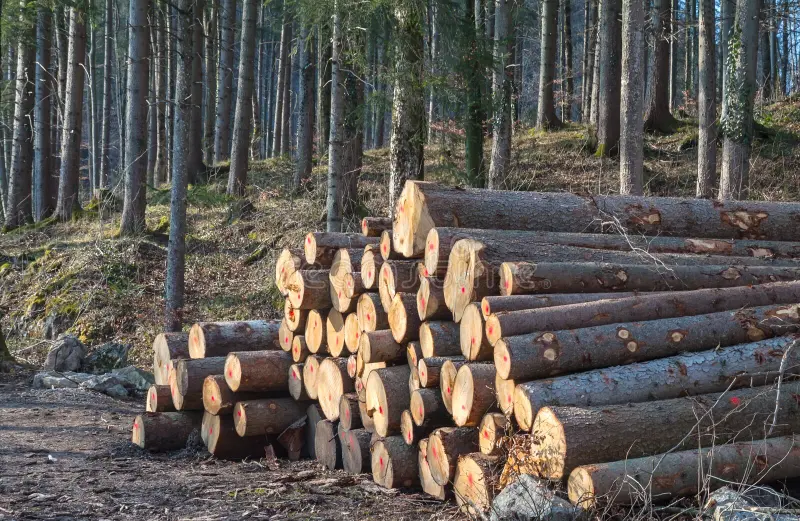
top-left (419, 439), bottom-right (448, 500)
top-left (410, 388), bottom-right (449, 426)
top-left (452, 363), bottom-right (497, 427)
top-left (146, 384), bottom-right (174, 412)
top-left (205, 413), bottom-right (268, 460)
top-left (360, 245), bottom-right (384, 290)
top-left (224, 351), bottom-right (292, 392)
top-left (357, 292), bottom-right (389, 332)
top-left (291, 335), bottom-right (311, 363)
top-left (427, 427), bottom-right (479, 486)
top-left (520, 381), bottom-right (800, 480)
top-left (325, 308), bottom-right (347, 357)
top-left (131, 412), bottom-right (201, 451)
top-left (478, 413), bottom-right (507, 456)
top-left (379, 260), bottom-right (422, 313)
top-left (329, 248), bottom-right (364, 312)
top-left (317, 357), bottom-right (354, 420)
top-left (343, 273), bottom-right (365, 299)
top-left (420, 321), bottom-right (461, 358)
top-left (409, 366), bottom-right (421, 394)
top-left (454, 453), bottom-right (502, 516)
top-left (283, 298), bottom-right (307, 332)
top-left (485, 280), bottom-right (800, 345)
top-left (278, 319), bottom-right (294, 352)
top-left (173, 357), bottom-right (227, 410)
top-left (568, 436), bottom-right (800, 508)
top-left (365, 365), bottom-right (411, 437)
top-left (304, 309), bottom-right (329, 354)
top-left (359, 399), bottom-right (375, 432)
top-left (305, 403), bottom-right (324, 459)
top-left (417, 276), bottom-right (450, 321)
top-left (513, 335), bottom-right (800, 431)
top-left (362, 216), bottom-right (392, 237)
top-left (189, 320), bottom-right (280, 358)
top-left (340, 426), bottom-right (372, 474)
top-left (301, 355), bottom-right (322, 399)
top-left (287, 270), bottom-right (332, 310)
top-left (406, 341), bottom-right (423, 370)
top-left (314, 419), bottom-right (342, 469)
top-left (494, 373), bottom-right (517, 415)
top-left (338, 393), bottom-right (362, 430)
top-left (459, 303), bottom-right (493, 361)
top-left (288, 363), bottom-right (309, 401)
top-left (277, 416), bottom-right (306, 461)
top-left (233, 398), bottom-right (308, 436)
top-left (388, 292), bottom-right (421, 343)
top-left (401, 409), bottom-right (440, 445)
top-left (347, 354), bottom-right (358, 378)
top-left (360, 329), bottom-right (405, 364)
top-left (480, 292), bottom-right (643, 318)
top-left (276, 248), bottom-right (311, 296)
top-left (343, 313), bottom-right (361, 354)
top-left (440, 359), bottom-right (466, 414)
top-left (501, 261), bottom-right (800, 296)
top-left (304, 231), bottom-right (378, 266)
top-left (153, 332), bottom-right (189, 385)
top-left (418, 356), bottom-right (465, 388)
top-left (372, 436), bottom-right (419, 489)
top-left (495, 303), bottom-right (800, 381)
top-left (380, 229), bottom-right (403, 261)
top-left (202, 374), bottom-right (271, 415)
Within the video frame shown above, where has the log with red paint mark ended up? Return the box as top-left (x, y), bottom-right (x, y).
top-left (304, 232), bottom-right (377, 266)
top-left (224, 351), bottom-right (293, 392)
top-left (131, 412), bottom-right (202, 451)
top-left (188, 320), bottom-right (281, 358)
top-left (372, 436), bottom-right (419, 489)
top-left (427, 426), bottom-right (479, 486)
top-left (152, 331), bottom-right (189, 385)
top-left (454, 453), bottom-right (502, 516)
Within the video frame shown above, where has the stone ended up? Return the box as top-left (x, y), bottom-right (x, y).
top-left (706, 486), bottom-right (789, 521)
top-left (80, 374), bottom-right (129, 398)
top-left (33, 371), bottom-right (94, 389)
top-left (490, 474), bottom-right (581, 521)
top-left (82, 342), bottom-right (130, 374)
top-left (112, 366), bottom-right (154, 393)
top-left (42, 313), bottom-right (73, 340)
top-left (43, 335), bottom-right (86, 372)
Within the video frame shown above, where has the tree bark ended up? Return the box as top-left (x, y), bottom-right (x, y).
top-left (233, 398), bottom-right (308, 436)
top-left (536, 0), bottom-right (561, 129)
top-left (341, 426), bottom-right (371, 474)
top-left (146, 384), bottom-right (175, 412)
top-left (224, 350), bottom-right (293, 392)
top-left (582, 0), bottom-right (598, 121)
top-left (188, 320), bottom-right (281, 358)
top-left (287, 269), bottom-right (332, 309)
top-left (644, 0), bottom-right (678, 132)
top-left (34, 6), bottom-right (54, 221)
top-left (562, 0), bottom-right (574, 121)
top-left (595, 0), bottom-right (622, 156)
top-left (696, 0), bottom-right (717, 197)
top-left (131, 412), bottom-right (202, 451)
top-left (203, 1), bottom-right (216, 167)
top-left (452, 363), bottom-right (497, 427)
top-left (619, 0), bottom-right (645, 195)
top-left (419, 322), bottom-right (461, 358)
top-left (463, 0), bottom-right (485, 187)
top-left (481, 292), bottom-right (643, 317)
top-left (271, 5), bottom-right (290, 156)
top-left (188, 0), bottom-right (204, 181)
top-left (487, 0), bottom-right (513, 187)
top-left (213, 0), bottom-right (234, 163)
top-left (202, 374), bottom-right (269, 415)
top-left (295, 23), bottom-right (314, 190)
top-left (205, 413), bottom-right (268, 459)
top-left (154, 10), bottom-right (167, 185)
top-left (372, 436), bottom-right (419, 488)
top-left (304, 231), bottom-right (377, 266)
top-left (317, 27), bottom-right (331, 157)
top-left (98, 0), bottom-right (112, 187)
top-left (326, 0), bottom-right (344, 231)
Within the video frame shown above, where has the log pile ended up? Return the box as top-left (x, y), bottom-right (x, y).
top-left (133, 181), bottom-right (800, 514)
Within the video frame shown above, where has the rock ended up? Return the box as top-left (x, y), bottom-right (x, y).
top-left (33, 371), bottom-right (94, 389)
top-left (706, 486), bottom-right (788, 521)
top-left (112, 366), bottom-right (154, 393)
top-left (42, 313), bottom-right (74, 340)
top-left (43, 335), bottom-right (86, 372)
top-left (82, 342), bottom-right (130, 374)
top-left (80, 374), bottom-right (129, 398)
top-left (490, 474), bottom-right (581, 521)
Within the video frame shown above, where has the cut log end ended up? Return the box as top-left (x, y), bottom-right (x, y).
top-left (325, 309), bottom-right (347, 357)
top-left (380, 230), bottom-right (396, 261)
top-left (423, 228), bottom-right (441, 278)
top-left (530, 406), bottom-right (567, 478)
top-left (513, 384), bottom-right (536, 431)
top-left (495, 374), bottom-right (516, 415)
top-left (276, 248), bottom-right (301, 296)
top-left (343, 313), bottom-right (361, 354)
top-left (567, 466), bottom-right (597, 509)
top-left (357, 293), bottom-right (387, 332)
top-left (188, 323), bottom-right (206, 359)
top-left (284, 299), bottom-right (307, 332)
top-left (288, 363), bottom-right (309, 401)
top-left (314, 419), bottom-right (343, 470)
top-left (493, 339), bottom-right (512, 379)
top-left (146, 384), bottom-right (174, 413)
top-left (304, 232), bottom-right (317, 264)
top-left (362, 216), bottom-right (392, 237)
top-left (372, 437), bottom-right (420, 489)
top-left (305, 309), bottom-right (328, 354)
top-left (291, 335), bottom-right (310, 363)
top-left (223, 354), bottom-right (242, 392)
top-left (201, 377), bottom-right (225, 415)
top-left (392, 181), bottom-right (427, 258)
top-left (317, 358), bottom-right (353, 421)
top-left (454, 454), bottom-right (501, 516)
top-left (388, 292), bottom-right (420, 344)
top-left (460, 303), bottom-right (491, 361)
top-left (361, 249), bottom-right (381, 290)
top-left (400, 410), bottom-right (416, 445)
top-left (279, 319), bottom-right (294, 352)
top-left (452, 363), bottom-right (497, 427)
top-left (478, 413), bottom-right (508, 456)
top-left (418, 438), bottom-right (448, 500)
top-left (302, 355), bottom-right (321, 400)
top-left (485, 315), bottom-right (502, 346)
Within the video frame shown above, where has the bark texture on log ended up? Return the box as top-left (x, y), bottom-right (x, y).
top-left (287, 270), bottom-right (332, 310)
top-left (202, 374), bottom-right (272, 415)
top-left (452, 363), bottom-right (497, 427)
top-left (146, 385), bottom-right (175, 412)
top-left (478, 413), bottom-right (508, 456)
top-left (234, 398), bottom-right (308, 436)
top-left (372, 436), bottom-right (420, 489)
top-left (305, 232), bottom-right (378, 265)
top-left (314, 419), bottom-right (342, 469)
top-left (131, 412), bottom-right (201, 451)
top-left (420, 321), bottom-right (461, 358)
top-left (189, 320), bottom-right (281, 358)
top-left (388, 293), bottom-right (421, 343)
top-left (153, 332), bottom-right (190, 385)
top-left (358, 293), bottom-right (389, 332)
top-left (427, 427), bottom-right (479, 486)
top-left (366, 365), bottom-right (411, 436)
top-left (379, 261), bottom-right (422, 312)
top-left (224, 351), bottom-right (292, 392)
top-left (480, 292), bottom-right (643, 318)
top-left (338, 393), bottom-right (362, 430)
top-left (205, 414), bottom-right (268, 460)
top-left (340, 426), bottom-right (371, 473)
top-left (288, 363), bottom-right (310, 401)
top-left (362, 217), bottom-right (392, 237)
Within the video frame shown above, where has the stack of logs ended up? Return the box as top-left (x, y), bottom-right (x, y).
top-left (133, 181), bottom-right (800, 514)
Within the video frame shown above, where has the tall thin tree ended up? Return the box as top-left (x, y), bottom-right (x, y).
top-left (213, 0), bottom-right (234, 163)
top-left (619, 0), bottom-right (645, 195)
top-left (696, 0), bottom-right (716, 197)
top-left (99, 0), bottom-right (113, 188)
top-left (487, 0), bottom-right (513, 188)
top-left (536, 0), bottom-right (561, 129)
top-left (34, 5), bottom-right (54, 220)
top-left (272, 2), bottom-right (291, 157)
top-left (644, 0), bottom-right (678, 132)
top-left (595, 0), bottom-right (622, 156)
top-left (204, 0), bottom-right (217, 168)
top-left (327, 0), bottom-right (344, 231)
top-left (295, 22), bottom-right (314, 190)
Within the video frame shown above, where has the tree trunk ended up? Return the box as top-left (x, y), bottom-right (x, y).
top-left (582, 0), bottom-right (598, 121)
top-left (34, 6), bottom-right (54, 221)
top-left (303, 231), bottom-right (377, 266)
top-left (720, 0), bottom-right (735, 119)
top-left (327, 0), bottom-right (344, 232)
top-left (427, 3), bottom-right (439, 142)
top-left (213, 0), bottom-right (234, 163)
top-left (99, 0), bottom-right (112, 187)
top-left (360, 330), bottom-right (405, 364)
top-left (317, 28), bottom-right (331, 157)
top-left (338, 393), bottom-right (362, 430)
top-left (205, 414), bottom-right (268, 459)
top-left (388, 292), bottom-right (421, 344)
top-left (203, 1), bottom-right (216, 167)
top-left (226, 0), bottom-right (257, 196)
top-left (203, 374), bottom-right (271, 415)
top-left (562, 0), bottom-right (574, 121)
top-left (188, 0), bottom-right (204, 181)
top-left (536, 0), bottom-right (561, 129)
top-left (719, 0), bottom-right (759, 200)
top-left (389, 0), bottom-right (425, 213)
top-left (325, 309), bottom-right (347, 356)
top-left (760, 2), bottom-right (771, 100)
top-left (410, 387), bottom-right (449, 426)
top-left (589, 9), bottom-right (601, 126)
top-left (188, 320), bottom-right (281, 358)
top-left (484, 280), bottom-right (800, 343)
top-left (595, 0), bottom-right (622, 156)
top-left (440, 358), bottom-right (466, 413)
top-left (287, 270), bottom-right (332, 309)
top-left (478, 412), bottom-right (507, 455)
top-left (154, 10), bottom-right (167, 185)
top-left (669, 0), bottom-right (679, 111)
top-left (279, 46), bottom-right (291, 157)
top-left (224, 350), bottom-right (293, 392)
top-left (696, 0), bottom-right (717, 197)
top-left (54, 8), bottom-right (86, 221)
top-left (463, 0), bottom-right (485, 187)
top-left (119, 0), bottom-right (150, 235)
top-left (644, 0), bottom-right (678, 132)
top-left (357, 292), bottom-right (389, 332)
top-left (619, 0), bottom-right (645, 195)
top-left (294, 23), bottom-right (314, 191)
top-left (378, 260), bottom-right (421, 312)
top-left (481, 292), bottom-right (644, 317)
top-left (487, 0), bottom-right (513, 188)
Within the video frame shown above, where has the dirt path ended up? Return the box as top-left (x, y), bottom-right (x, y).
top-left (0, 373), bottom-right (457, 521)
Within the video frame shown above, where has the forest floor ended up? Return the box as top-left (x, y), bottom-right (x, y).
top-left (2, 98), bottom-right (800, 519)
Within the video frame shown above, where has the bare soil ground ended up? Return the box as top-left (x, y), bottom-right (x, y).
top-left (0, 372), bottom-right (454, 521)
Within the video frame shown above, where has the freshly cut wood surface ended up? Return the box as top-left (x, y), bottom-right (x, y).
top-left (459, 303), bottom-right (493, 361)
top-left (287, 270), bottom-right (332, 309)
top-left (278, 319), bottom-right (294, 352)
top-left (304, 309), bottom-right (329, 353)
top-left (329, 248), bottom-right (364, 312)
top-left (172, 357), bottom-right (226, 410)
top-left (288, 363), bottom-right (309, 401)
top-left (304, 232), bottom-right (377, 265)
top-left (360, 246), bottom-right (384, 290)
top-left (418, 356), bottom-right (464, 388)
top-left (314, 419), bottom-right (342, 470)
top-left (454, 453), bottom-right (502, 516)
top-left (202, 374), bottom-right (271, 415)
top-left (224, 350), bottom-right (292, 392)
top-left (131, 412), bottom-right (201, 451)
top-left (420, 321), bottom-right (461, 358)
top-left (153, 332), bottom-right (189, 385)
top-left (357, 292), bottom-right (389, 332)
top-left (451, 363), bottom-right (497, 427)
top-left (343, 312), bottom-right (361, 353)
top-left (478, 413), bottom-right (507, 456)
top-left (379, 260), bottom-right (421, 312)
top-left (380, 230), bottom-right (403, 260)
top-left (291, 335), bottom-right (311, 363)
top-left (189, 320), bottom-right (280, 358)
top-left (417, 276), bottom-right (450, 321)
top-left (283, 299), bottom-right (307, 332)
top-left (325, 309), bottom-right (347, 356)
top-left (360, 329), bottom-right (405, 364)
top-left (418, 439), bottom-right (447, 500)
top-left (361, 216), bottom-right (392, 237)
top-left (340, 426), bottom-right (372, 474)
top-left (388, 292), bottom-right (421, 343)
top-left (494, 374), bottom-right (517, 415)
top-left (440, 359), bottom-right (467, 414)
top-left (406, 341), bottom-right (423, 371)
top-left (365, 365), bottom-right (411, 437)
top-left (317, 357), bottom-right (354, 420)
top-left (301, 355), bottom-right (322, 400)
top-left (427, 427), bottom-right (479, 486)
top-left (305, 404), bottom-right (324, 460)
top-left (338, 393), bottom-right (362, 430)
top-left (410, 388), bottom-right (449, 427)
top-left (146, 385), bottom-right (174, 412)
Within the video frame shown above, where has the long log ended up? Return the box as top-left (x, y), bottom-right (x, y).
top-left (417, 276), bottom-right (450, 321)
top-left (278, 319), bottom-right (294, 352)
top-left (325, 309), bottom-right (347, 357)
top-left (305, 404), bottom-right (324, 459)
top-left (360, 245), bottom-right (384, 290)
top-left (146, 384), bottom-right (174, 412)
top-left (288, 363), bottom-right (309, 401)
top-left (343, 313), bottom-right (361, 353)
top-left (233, 398), bottom-right (308, 436)
top-left (357, 292), bottom-right (389, 332)
top-left (224, 351), bottom-right (292, 392)
top-left (291, 335), bottom-right (311, 363)
top-left (495, 374), bottom-right (517, 415)
top-left (338, 393), bottom-right (362, 430)
top-left (480, 292), bottom-right (644, 318)
top-left (478, 413), bottom-right (507, 456)
top-left (202, 374), bottom-right (272, 415)
top-left (459, 303), bottom-right (493, 361)
top-left (287, 270), bottom-right (332, 310)
top-left (418, 356), bottom-right (465, 388)
top-left (420, 321), bottom-right (461, 358)
top-left (501, 261), bottom-right (800, 296)
top-left (568, 436), bottom-right (800, 509)
top-left (360, 330), bottom-right (405, 364)
top-left (362, 216), bottom-right (392, 237)
top-left (302, 355), bottom-right (322, 399)
top-left (485, 280), bottom-right (800, 345)
top-left (440, 358), bottom-right (467, 414)
top-left (496, 304), bottom-right (800, 381)
top-left (427, 427), bottom-right (479, 486)
top-left (520, 381), bottom-right (800, 480)
top-left (204, 413), bottom-right (268, 460)
top-left (418, 439), bottom-right (448, 500)
top-left (388, 293), bottom-right (421, 344)
top-left (372, 436), bottom-right (419, 489)
top-left (317, 357), bottom-right (354, 420)
top-left (365, 365), bottom-right (411, 437)
top-left (513, 335), bottom-right (800, 431)
top-left (131, 412), bottom-right (202, 451)
top-left (340, 426), bottom-right (372, 474)
top-left (452, 363), bottom-right (497, 427)
top-left (189, 321), bottom-right (280, 358)
top-left (173, 357), bottom-right (227, 410)
top-left (329, 248), bottom-right (364, 312)
top-left (283, 298), bottom-right (307, 332)
top-left (410, 388), bottom-right (450, 427)
top-left (304, 232), bottom-right (377, 266)
top-left (379, 260), bottom-right (422, 312)
top-left (454, 453), bottom-right (502, 516)
top-left (392, 180), bottom-right (800, 257)
top-left (314, 419), bottom-right (342, 469)
top-left (304, 309), bottom-right (329, 353)
top-left (153, 332), bottom-right (189, 385)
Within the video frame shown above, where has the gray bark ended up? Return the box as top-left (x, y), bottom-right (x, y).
top-left (720, 0), bottom-right (734, 119)
top-left (619, 0), bottom-right (645, 195)
top-left (146, 19), bottom-right (157, 187)
top-left (119, 0), bottom-right (150, 235)
top-left (317, 28), bottom-right (331, 158)
top-left (272, 5), bottom-right (290, 157)
top-left (487, 0), bottom-right (512, 188)
top-left (34, 6), bottom-right (54, 221)
top-left (696, 0), bottom-right (716, 198)
top-left (226, 0), bottom-right (257, 196)
top-left (536, 0), bottom-right (561, 129)
top-left (204, 1), bottom-right (217, 168)
top-left (581, 0), bottom-right (597, 121)
top-left (99, 0), bottom-right (112, 187)
top-left (669, 0), bottom-right (679, 111)
top-left (295, 23), bottom-right (314, 191)
top-left (644, 0), bottom-right (678, 132)
top-left (327, 0), bottom-right (344, 232)
top-left (280, 46), bottom-right (291, 156)
top-left (595, 0), bottom-right (622, 156)
top-left (154, 10), bottom-right (167, 185)
top-left (189, 0), bottom-right (204, 181)
top-left (213, 0), bottom-right (233, 163)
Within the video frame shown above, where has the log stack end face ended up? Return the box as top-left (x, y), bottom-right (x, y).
top-left (188, 323), bottom-right (206, 359)
top-left (566, 466), bottom-right (597, 510)
top-left (131, 415), bottom-right (145, 448)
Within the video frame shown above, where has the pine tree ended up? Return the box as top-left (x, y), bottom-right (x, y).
top-left (619, 0), bottom-right (645, 194)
